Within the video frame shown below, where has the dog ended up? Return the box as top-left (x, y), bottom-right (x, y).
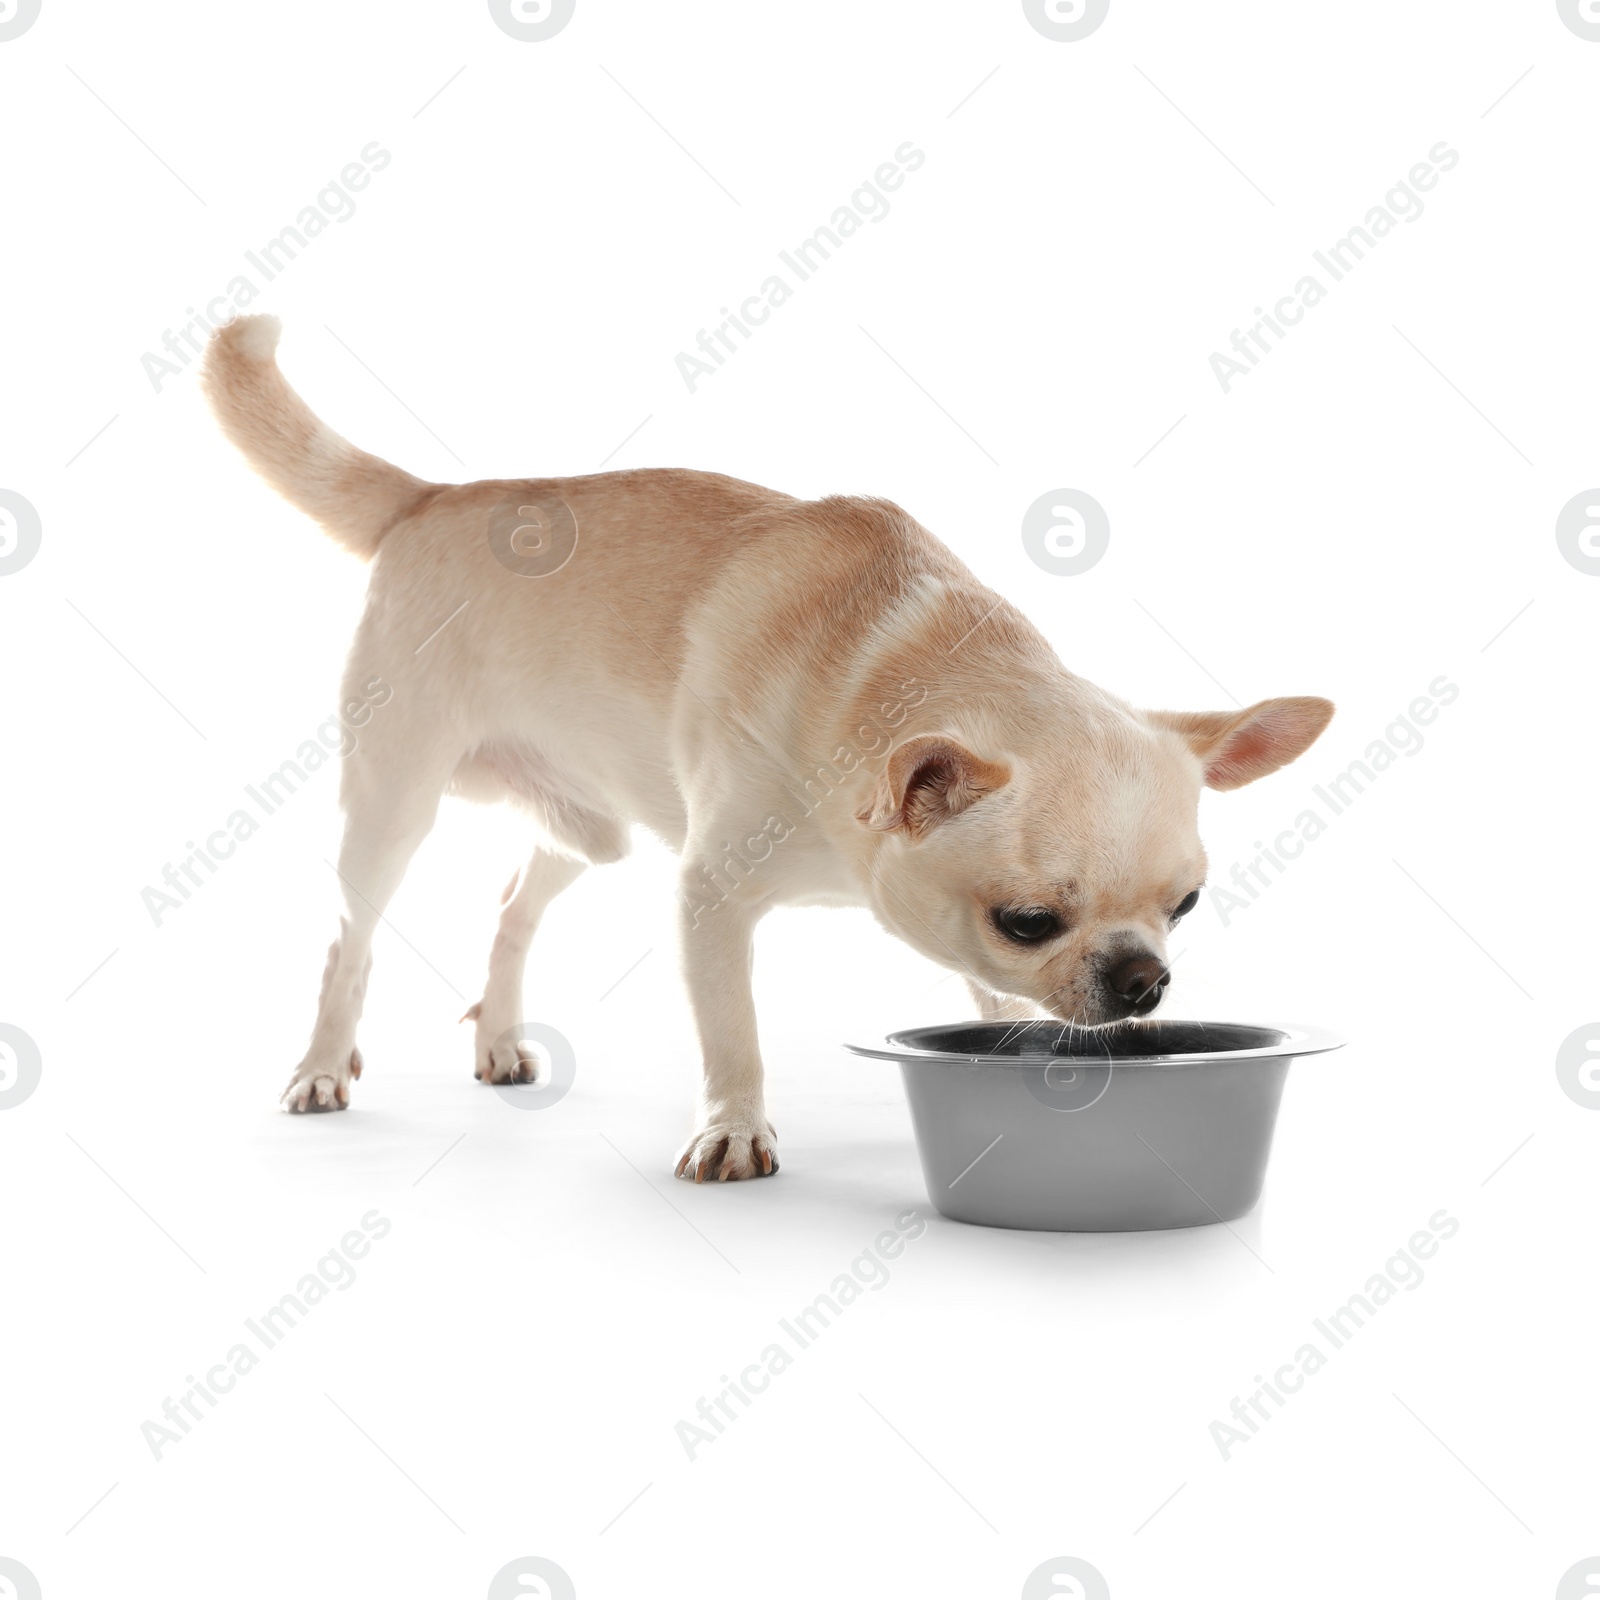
top-left (202, 315), bottom-right (1333, 1181)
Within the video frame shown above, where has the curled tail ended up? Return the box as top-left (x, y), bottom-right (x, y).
top-left (201, 315), bottom-right (433, 560)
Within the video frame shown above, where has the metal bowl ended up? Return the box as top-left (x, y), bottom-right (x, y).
top-left (846, 1019), bottom-right (1345, 1232)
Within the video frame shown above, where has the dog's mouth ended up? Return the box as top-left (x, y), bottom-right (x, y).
top-left (1041, 988), bottom-right (1168, 1030)
top-left (1044, 1006), bottom-right (1140, 1031)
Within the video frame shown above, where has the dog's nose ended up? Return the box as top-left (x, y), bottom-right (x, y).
top-left (1106, 954), bottom-right (1169, 1016)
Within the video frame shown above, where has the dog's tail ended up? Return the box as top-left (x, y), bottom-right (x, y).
top-left (201, 315), bottom-right (433, 560)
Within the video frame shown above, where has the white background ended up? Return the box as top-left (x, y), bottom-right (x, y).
top-left (2, 2), bottom-right (1597, 1596)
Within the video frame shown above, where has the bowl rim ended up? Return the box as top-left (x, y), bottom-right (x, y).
top-left (845, 1018), bottom-right (1346, 1068)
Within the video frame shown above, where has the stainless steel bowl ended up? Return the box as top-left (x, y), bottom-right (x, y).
top-left (846, 1019), bottom-right (1345, 1232)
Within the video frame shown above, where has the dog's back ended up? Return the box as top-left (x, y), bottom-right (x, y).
top-left (201, 317), bottom-right (1011, 801)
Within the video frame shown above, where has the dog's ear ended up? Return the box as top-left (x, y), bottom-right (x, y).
top-left (1148, 697), bottom-right (1334, 790)
top-left (857, 734), bottom-right (1011, 838)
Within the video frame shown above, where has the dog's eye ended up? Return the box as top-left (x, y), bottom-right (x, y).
top-left (994, 907), bottom-right (1060, 943)
top-left (1171, 889), bottom-right (1200, 921)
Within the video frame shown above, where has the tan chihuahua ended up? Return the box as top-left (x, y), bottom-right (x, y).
top-left (203, 316), bottom-right (1332, 1181)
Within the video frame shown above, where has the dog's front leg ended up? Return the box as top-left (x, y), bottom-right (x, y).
top-left (673, 883), bottom-right (778, 1182)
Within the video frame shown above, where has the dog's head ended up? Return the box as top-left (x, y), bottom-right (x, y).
top-left (856, 694), bottom-right (1333, 1025)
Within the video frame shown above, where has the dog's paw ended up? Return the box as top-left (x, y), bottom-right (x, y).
top-left (476, 1034), bottom-right (541, 1085)
top-left (461, 1001), bottom-right (541, 1085)
top-left (281, 1048), bottom-right (362, 1113)
top-left (674, 1118), bottom-right (779, 1183)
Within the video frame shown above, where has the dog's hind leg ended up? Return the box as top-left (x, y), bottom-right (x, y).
top-left (462, 848), bottom-right (587, 1084)
top-left (281, 730), bottom-right (462, 1113)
